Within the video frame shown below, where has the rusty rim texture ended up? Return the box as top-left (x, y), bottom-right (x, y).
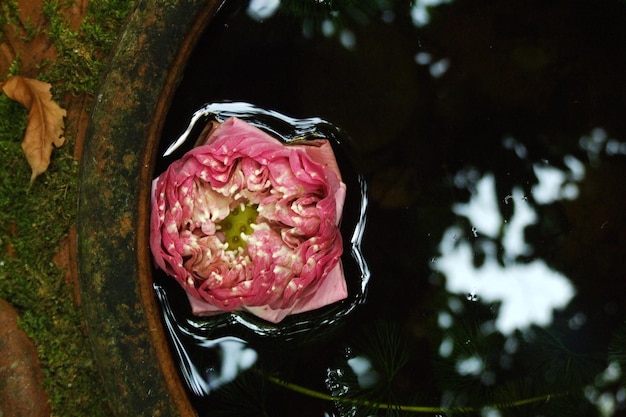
top-left (77, 0), bottom-right (224, 415)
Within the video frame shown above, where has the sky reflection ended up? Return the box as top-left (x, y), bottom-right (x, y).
top-left (247, 0), bottom-right (281, 21)
top-left (432, 127), bottom-right (626, 414)
top-left (411, 0), bottom-right (454, 27)
top-left (433, 148), bottom-right (585, 335)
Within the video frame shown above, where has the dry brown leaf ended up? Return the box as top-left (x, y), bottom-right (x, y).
top-left (1, 76), bottom-right (66, 183)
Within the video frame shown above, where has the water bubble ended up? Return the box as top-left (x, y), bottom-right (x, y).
top-left (325, 368), bottom-right (349, 396)
top-left (466, 292), bottom-right (479, 301)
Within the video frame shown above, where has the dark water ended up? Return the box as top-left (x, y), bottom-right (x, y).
top-left (155, 0), bottom-right (626, 415)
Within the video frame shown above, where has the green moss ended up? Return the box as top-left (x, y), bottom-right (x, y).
top-left (40, 0), bottom-right (133, 94)
top-left (0, 0), bottom-right (20, 41)
top-left (0, 0), bottom-right (134, 415)
top-left (0, 94), bottom-right (109, 415)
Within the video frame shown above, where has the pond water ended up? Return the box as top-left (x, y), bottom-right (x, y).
top-left (154, 0), bottom-right (626, 416)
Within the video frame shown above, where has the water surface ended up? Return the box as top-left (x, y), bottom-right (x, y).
top-left (155, 0), bottom-right (626, 415)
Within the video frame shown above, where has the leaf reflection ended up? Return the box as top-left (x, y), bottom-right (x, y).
top-left (210, 369), bottom-right (270, 417)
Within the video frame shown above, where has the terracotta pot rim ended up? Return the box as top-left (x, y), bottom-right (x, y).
top-left (77, 0), bottom-right (224, 415)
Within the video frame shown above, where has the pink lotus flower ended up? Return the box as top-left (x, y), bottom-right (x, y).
top-left (150, 117), bottom-right (347, 323)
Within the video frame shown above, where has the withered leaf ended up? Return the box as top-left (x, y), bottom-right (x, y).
top-left (1, 76), bottom-right (66, 183)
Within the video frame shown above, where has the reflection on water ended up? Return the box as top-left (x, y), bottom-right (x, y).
top-left (411, 0), bottom-right (453, 27)
top-left (434, 165), bottom-right (577, 335)
top-left (156, 0), bottom-right (626, 415)
top-left (431, 126), bottom-right (626, 415)
top-left (155, 285), bottom-right (258, 396)
top-left (247, 0), bottom-right (280, 21)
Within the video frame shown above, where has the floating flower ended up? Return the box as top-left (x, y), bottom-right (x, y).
top-left (150, 117), bottom-right (348, 323)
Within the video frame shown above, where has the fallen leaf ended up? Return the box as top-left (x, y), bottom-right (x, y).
top-left (1, 76), bottom-right (66, 183)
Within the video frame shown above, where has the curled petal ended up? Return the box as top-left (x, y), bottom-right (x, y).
top-left (151, 117), bottom-right (347, 323)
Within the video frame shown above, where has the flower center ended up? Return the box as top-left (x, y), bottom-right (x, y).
top-left (219, 203), bottom-right (259, 251)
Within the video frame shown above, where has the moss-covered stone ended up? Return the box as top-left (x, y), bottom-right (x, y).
top-left (77, 0), bottom-right (223, 415)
